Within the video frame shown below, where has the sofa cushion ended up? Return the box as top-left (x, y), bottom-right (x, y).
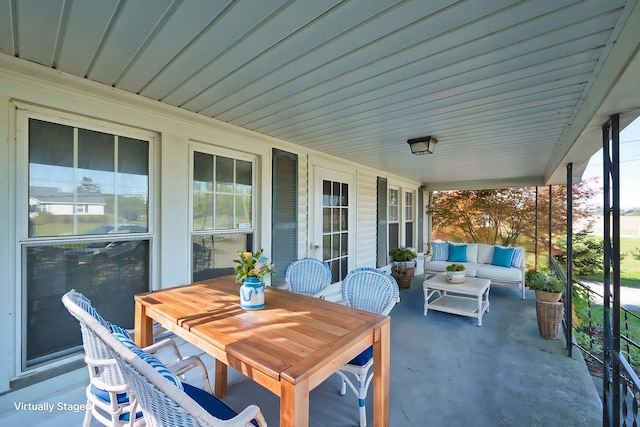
top-left (477, 244), bottom-right (494, 264)
top-left (511, 247), bottom-right (525, 268)
top-left (492, 246), bottom-right (514, 267)
top-left (476, 264), bottom-right (523, 282)
top-left (431, 242), bottom-right (449, 261)
top-left (465, 243), bottom-right (478, 263)
top-left (448, 244), bottom-right (467, 262)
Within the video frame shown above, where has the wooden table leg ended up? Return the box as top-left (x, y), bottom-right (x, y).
top-left (134, 300), bottom-right (153, 347)
top-left (373, 319), bottom-right (390, 427)
top-left (280, 377), bottom-right (309, 427)
top-left (214, 360), bottom-right (228, 397)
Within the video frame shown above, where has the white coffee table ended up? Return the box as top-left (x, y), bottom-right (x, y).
top-left (423, 273), bottom-right (491, 326)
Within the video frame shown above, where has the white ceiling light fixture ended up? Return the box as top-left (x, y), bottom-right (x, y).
top-left (407, 136), bottom-right (438, 155)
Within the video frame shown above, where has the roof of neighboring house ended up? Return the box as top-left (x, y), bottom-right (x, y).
top-left (29, 186), bottom-right (106, 205)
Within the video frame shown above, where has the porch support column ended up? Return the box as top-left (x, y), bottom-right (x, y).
top-left (417, 186), bottom-right (425, 255)
top-left (535, 187), bottom-right (539, 270)
top-left (426, 190), bottom-right (434, 255)
top-left (602, 113), bottom-right (621, 427)
top-left (548, 185), bottom-right (552, 266)
top-left (565, 163), bottom-right (573, 357)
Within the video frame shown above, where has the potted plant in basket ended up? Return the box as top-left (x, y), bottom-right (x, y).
top-left (389, 247), bottom-right (417, 289)
top-left (525, 269), bottom-right (564, 302)
top-left (525, 268), bottom-right (565, 339)
top-left (445, 263), bottom-right (466, 283)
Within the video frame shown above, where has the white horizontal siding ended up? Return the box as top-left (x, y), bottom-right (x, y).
top-left (355, 171), bottom-right (377, 268)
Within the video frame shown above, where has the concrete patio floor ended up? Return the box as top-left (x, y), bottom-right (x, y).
top-left (0, 274), bottom-right (603, 426)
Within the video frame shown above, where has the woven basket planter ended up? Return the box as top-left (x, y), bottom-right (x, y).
top-left (391, 265), bottom-right (415, 289)
top-left (535, 300), bottom-right (564, 339)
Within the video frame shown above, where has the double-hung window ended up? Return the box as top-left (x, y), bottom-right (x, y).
top-left (388, 187), bottom-right (400, 252)
top-left (405, 191), bottom-right (415, 248)
top-left (19, 112), bottom-right (152, 370)
top-left (191, 148), bottom-right (256, 281)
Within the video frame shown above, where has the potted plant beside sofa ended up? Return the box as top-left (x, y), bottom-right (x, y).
top-left (525, 269), bottom-right (565, 339)
top-left (525, 269), bottom-right (564, 302)
top-left (390, 247), bottom-right (417, 289)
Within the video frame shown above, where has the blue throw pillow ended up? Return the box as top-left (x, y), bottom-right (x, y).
top-left (492, 246), bottom-right (515, 267)
top-left (448, 244), bottom-right (467, 262)
top-left (511, 247), bottom-right (524, 268)
top-left (431, 242), bottom-right (449, 261)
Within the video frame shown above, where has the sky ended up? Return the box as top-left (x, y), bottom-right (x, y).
top-left (582, 116), bottom-right (640, 211)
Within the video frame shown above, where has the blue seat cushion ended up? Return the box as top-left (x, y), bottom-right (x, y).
top-left (182, 383), bottom-right (259, 427)
top-left (91, 383), bottom-right (130, 405)
top-left (90, 384), bottom-right (143, 421)
top-left (348, 346), bottom-right (373, 366)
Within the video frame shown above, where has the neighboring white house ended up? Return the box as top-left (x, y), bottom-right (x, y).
top-left (29, 186), bottom-right (106, 217)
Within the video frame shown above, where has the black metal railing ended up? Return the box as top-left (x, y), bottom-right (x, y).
top-left (555, 265), bottom-right (640, 425)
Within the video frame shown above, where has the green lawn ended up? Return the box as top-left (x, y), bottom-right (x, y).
top-left (578, 303), bottom-right (640, 369)
top-left (573, 238), bottom-right (640, 371)
top-left (577, 237), bottom-right (640, 287)
top-left (621, 237), bottom-right (640, 283)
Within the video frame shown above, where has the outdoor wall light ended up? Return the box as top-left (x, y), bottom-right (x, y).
top-left (407, 136), bottom-right (438, 155)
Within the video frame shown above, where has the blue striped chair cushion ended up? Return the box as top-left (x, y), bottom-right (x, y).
top-left (71, 290), bottom-right (110, 327)
top-left (111, 324), bottom-right (184, 390)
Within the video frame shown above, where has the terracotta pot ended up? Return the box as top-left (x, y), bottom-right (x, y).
top-left (535, 290), bottom-right (562, 302)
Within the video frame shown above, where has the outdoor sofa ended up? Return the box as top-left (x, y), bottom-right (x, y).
top-left (424, 241), bottom-right (527, 299)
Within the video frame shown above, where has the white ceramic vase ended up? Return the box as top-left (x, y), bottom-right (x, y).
top-left (240, 277), bottom-right (265, 310)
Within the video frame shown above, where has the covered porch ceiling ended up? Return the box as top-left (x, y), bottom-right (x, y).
top-left (2, 0), bottom-right (639, 190)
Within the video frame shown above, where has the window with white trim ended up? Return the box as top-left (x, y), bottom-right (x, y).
top-left (191, 149), bottom-right (256, 281)
top-left (405, 191), bottom-right (415, 248)
top-left (20, 112), bottom-right (152, 370)
top-left (388, 187), bottom-right (400, 252)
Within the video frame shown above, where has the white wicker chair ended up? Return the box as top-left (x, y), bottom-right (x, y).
top-left (63, 290), bottom-right (267, 427)
top-left (62, 290), bottom-right (212, 427)
top-left (284, 258), bottom-right (332, 297)
top-left (335, 268), bottom-right (400, 427)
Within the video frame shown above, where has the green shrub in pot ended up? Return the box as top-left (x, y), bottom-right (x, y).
top-left (525, 269), bottom-right (564, 302)
top-left (389, 247), bottom-right (417, 263)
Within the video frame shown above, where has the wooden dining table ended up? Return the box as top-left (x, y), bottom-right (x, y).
top-left (134, 275), bottom-right (390, 427)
